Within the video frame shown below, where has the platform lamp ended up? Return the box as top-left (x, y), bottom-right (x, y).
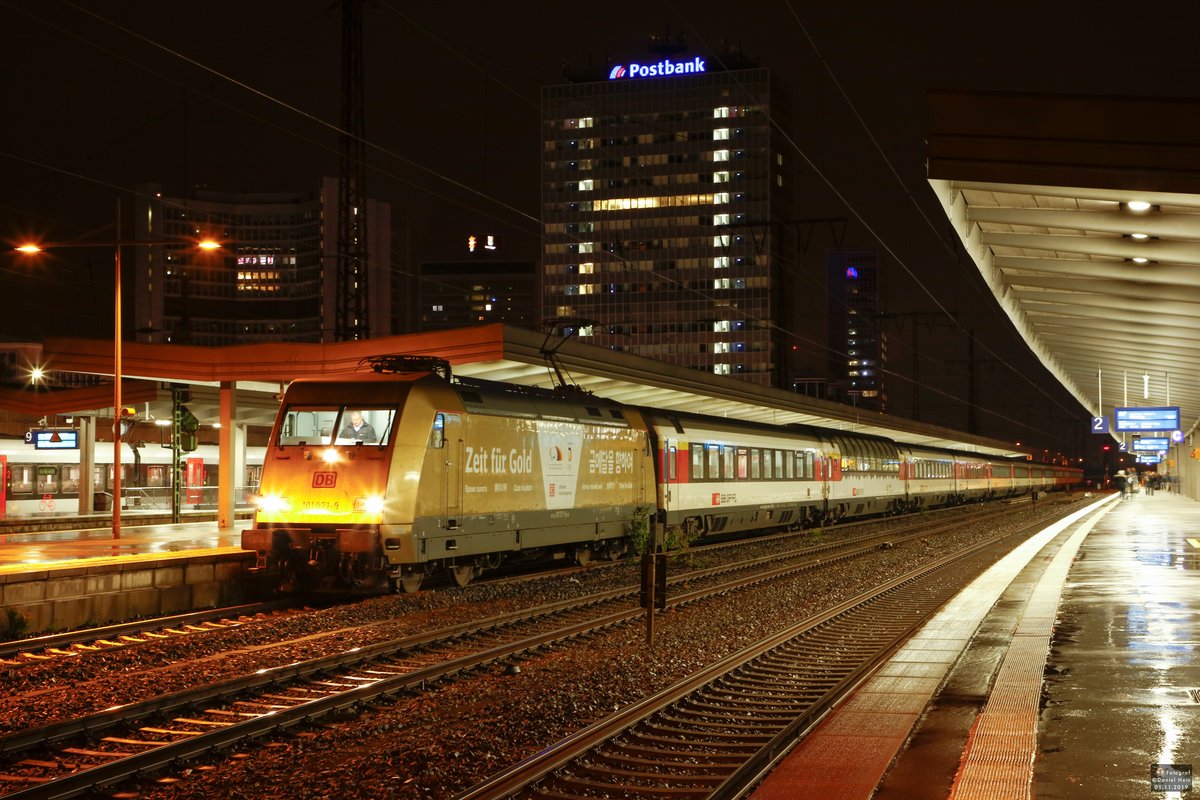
top-left (14, 199), bottom-right (221, 539)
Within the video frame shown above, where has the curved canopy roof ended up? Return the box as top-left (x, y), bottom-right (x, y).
top-left (928, 91), bottom-right (1200, 442)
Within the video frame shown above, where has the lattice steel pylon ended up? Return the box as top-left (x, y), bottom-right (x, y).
top-left (335, 0), bottom-right (369, 341)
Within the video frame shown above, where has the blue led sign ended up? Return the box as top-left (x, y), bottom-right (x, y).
top-left (25, 429), bottom-right (79, 450)
top-left (608, 57), bottom-right (707, 80)
top-left (1114, 406), bottom-right (1180, 432)
top-left (1132, 437), bottom-right (1170, 452)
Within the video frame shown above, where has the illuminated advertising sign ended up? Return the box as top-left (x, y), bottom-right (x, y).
top-left (1132, 438), bottom-right (1170, 452)
top-left (1114, 406), bottom-right (1180, 432)
top-left (608, 56), bottom-right (707, 80)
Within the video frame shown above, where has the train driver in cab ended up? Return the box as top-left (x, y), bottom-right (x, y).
top-left (339, 410), bottom-right (377, 443)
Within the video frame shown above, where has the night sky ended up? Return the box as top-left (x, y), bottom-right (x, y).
top-left (3, 1), bottom-right (1197, 462)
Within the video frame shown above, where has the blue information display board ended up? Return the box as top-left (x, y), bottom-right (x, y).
top-left (1132, 437), bottom-right (1170, 452)
top-left (1115, 406), bottom-right (1180, 432)
top-left (25, 429), bottom-right (79, 449)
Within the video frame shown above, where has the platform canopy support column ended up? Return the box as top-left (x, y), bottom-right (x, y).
top-left (78, 416), bottom-right (95, 514)
top-left (218, 382), bottom-right (240, 529)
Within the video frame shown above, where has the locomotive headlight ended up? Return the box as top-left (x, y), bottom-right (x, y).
top-left (257, 494), bottom-right (291, 514)
top-left (322, 448), bottom-right (340, 464)
top-left (354, 495), bottom-right (385, 514)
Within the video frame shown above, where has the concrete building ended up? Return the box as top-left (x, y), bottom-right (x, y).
top-left (541, 48), bottom-right (797, 385)
top-left (132, 179), bottom-right (393, 345)
top-left (416, 256), bottom-right (538, 332)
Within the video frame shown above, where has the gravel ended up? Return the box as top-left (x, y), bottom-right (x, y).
top-left (0, 500), bottom-right (1079, 799)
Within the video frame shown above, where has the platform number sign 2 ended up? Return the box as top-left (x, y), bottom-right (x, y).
top-left (1091, 416), bottom-right (1109, 434)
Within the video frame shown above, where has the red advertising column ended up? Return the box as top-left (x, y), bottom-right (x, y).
top-left (0, 455), bottom-right (6, 517)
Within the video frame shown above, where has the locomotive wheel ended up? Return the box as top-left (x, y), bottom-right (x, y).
top-left (395, 567), bottom-right (425, 594)
top-left (448, 563), bottom-right (477, 588)
top-left (574, 544), bottom-right (593, 567)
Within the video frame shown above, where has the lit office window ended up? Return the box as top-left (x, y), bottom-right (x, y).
top-left (713, 235), bottom-right (731, 248)
top-left (713, 320), bottom-right (731, 332)
top-left (578, 179), bottom-right (594, 191)
top-left (713, 171), bottom-right (730, 183)
top-left (713, 278), bottom-right (730, 289)
top-left (713, 363), bottom-right (731, 375)
top-left (713, 128), bottom-right (730, 140)
top-left (713, 256), bottom-right (729, 269)
top-left (713, 214), bottom-right (730, 226)
top-left (713, 150), bottom-right (730, 162)
top-left (714, 192), bottom-right (730, 205)
top-left (713, 107), bottom-right (730, 118)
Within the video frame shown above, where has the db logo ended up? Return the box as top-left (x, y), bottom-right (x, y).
top-left (312, 471), bottom-right (337, 488)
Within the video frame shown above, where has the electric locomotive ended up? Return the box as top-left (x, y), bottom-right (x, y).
top-left (241, 360), bottom-right (655, 593)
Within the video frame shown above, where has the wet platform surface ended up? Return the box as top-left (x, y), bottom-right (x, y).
top-left (0, 520), bottom-right (243, 574)
top-left (753, 489), bottom-right (1200, 799)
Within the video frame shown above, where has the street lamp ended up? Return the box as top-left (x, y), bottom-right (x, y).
top-left (14, 200), bottom-right (220, 539)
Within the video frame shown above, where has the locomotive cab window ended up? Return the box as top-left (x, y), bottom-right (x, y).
top-left (278, 406), bottom-right (395, 446)
top-left (429, 413), bottom-right (446, 448)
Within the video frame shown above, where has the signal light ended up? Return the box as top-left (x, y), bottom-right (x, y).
top-left (117, 407), bottom-right (138, 437)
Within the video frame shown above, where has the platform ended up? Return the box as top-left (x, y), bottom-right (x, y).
top-left (752, 489), bottom-right (1200, 800)
top-left (0, 519), bottom-right (259, 635)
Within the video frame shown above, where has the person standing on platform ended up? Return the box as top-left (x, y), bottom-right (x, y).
top-left (1114, 470), bottom-right (1128, 500)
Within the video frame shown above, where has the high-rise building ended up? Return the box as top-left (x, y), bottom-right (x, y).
top-left (132, 179), bottom-right (392, 345)
top-left (826, 248), bottom-right (886, 410)
top-left (416, 258), bottom-right (538, 331)
top-left (541, 50), bottom-right (796, 385)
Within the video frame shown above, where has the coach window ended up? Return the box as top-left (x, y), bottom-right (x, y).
top-left (751, 449), bottom-right (761, 479)
top-left (736, 448), bottom-right (748, 479)
top-left (763, 449), bottom-right (773, 479)
top-left (691, 445), bottom-right (705, 480)
top-left (774, 450), bottom-right (784, 479)
top-left (668, 445), bottom-right (677, 481)
top-left (724, 446), bottom-right (735, 479)
top-left (92, 465), bottom-right (106, 492)
top-left (61, 465), bottom-right (81, 494)
top-left (36, 466), bottom-right (59, 494)
top-left (11, 464), bottom-right (34, 494)
top-left (708, 444), bottom-right (721, 481)
top-left (429, 413), bottom-right (446, 448)
top-left (146, 465), bottom-right (167, 488)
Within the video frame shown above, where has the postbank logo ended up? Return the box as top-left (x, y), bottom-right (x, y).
top-left (608, 56), bottom-right (706, 80)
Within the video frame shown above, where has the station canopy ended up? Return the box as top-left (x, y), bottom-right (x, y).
top-left (928, 91), bottom-right (1200, 440)
top-left (24, 324), bottom-right (1027, 458)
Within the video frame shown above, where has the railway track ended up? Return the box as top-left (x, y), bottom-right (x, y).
top-left (0, 500), bottom-right (1064, 798)
top-left (0, 601), bottom-right (300, 666)
top-left (453, 522), bottom-right (1031, 799)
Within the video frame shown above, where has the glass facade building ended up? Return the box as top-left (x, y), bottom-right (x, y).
top-left (541, 64), bottom-right (796, 385)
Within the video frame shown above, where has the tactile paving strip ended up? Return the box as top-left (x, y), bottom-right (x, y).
top-left (948, 509), bottom-right (1104, 800)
